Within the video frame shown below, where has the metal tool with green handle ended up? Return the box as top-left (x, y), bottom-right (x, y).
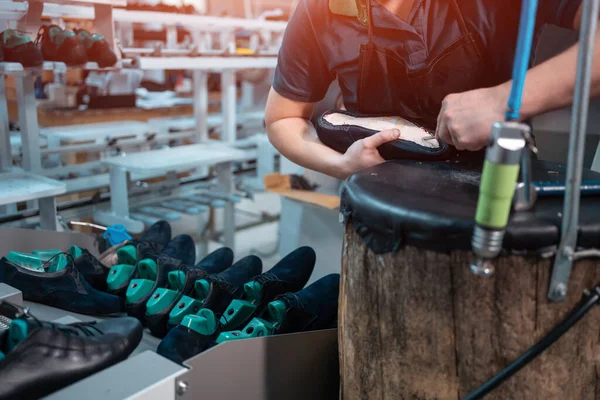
top-left (470, 122), bottom-right (528, 276)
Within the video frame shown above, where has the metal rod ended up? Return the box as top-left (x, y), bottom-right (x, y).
top-left (548, 0), bottom-right (600, 302)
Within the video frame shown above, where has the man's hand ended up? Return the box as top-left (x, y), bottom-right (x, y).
top-left (435, 85), bottom-right (510, 151)
top-left (337, 129), bottom-right (401, 178)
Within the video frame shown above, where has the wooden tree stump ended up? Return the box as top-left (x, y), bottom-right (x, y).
top-left (339, 225), bottom-right (600, 400)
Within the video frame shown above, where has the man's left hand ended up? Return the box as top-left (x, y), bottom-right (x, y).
top-left (435, 84), bottom-right (510, 151)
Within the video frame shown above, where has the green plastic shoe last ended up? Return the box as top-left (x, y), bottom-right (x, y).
top-left (106, 264), bottom-right (136, 291)
top-left (181, 309), bottom-right (217, 336)
top-left (45, 253), bottom-right (68, 272)
top-left (168, 295), bottom-right (204, 326)
top-left (6, 252), bottom-right (44, 272)
top-left (116, 244), bottom-right (137, 265)
top-left (137, 258), bottom-right (157, 280)
top-left (167, 271), bottom-right (186, 291)
top-left (2, 30), bottom-right (31, 49)
top-left (0, 350), bottom-right (4, 361)
top-left (216, 318), bottom-right (275, 344)
top-left (7, 319), bottom-right (29, 352)
top-left (126, 278), bottom-right (155, 304)
top-left (243, 281), bottom-right (263, 304)
top-left (33, 249), bottom-right (62, 261)
top-left (68, 245), bottom-right (83, 260)
top-left (267, 300), bottom-right (288, 325)
top-left (219, 299), bottom-right (257, 330)
top-left (194, 279), bottom-right (211, 299)
top-left (146, 288), bottom-right (180, 315)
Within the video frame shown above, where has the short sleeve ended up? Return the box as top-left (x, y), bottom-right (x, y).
top-left (272, 0), bottom-right (335, 103)
top-left (538, 0), bottom-right (582, 28)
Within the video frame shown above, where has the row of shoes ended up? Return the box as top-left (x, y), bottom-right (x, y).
top-left (0, 25), bottom-right (117, 68)
top-left (0, 220), bottom-right (340, 364)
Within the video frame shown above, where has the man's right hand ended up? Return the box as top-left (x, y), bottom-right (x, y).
top-left (338, 129), bottom-right (401, 178)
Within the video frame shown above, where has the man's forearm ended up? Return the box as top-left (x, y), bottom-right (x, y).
top-left (509, 29), bottom-right (600, 120)
top-left (267, 117), bottom-right (349, 179)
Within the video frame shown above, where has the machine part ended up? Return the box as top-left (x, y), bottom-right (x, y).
top-left (464, 284), bottom-right (600, 400)
top-left (549, 0), bottom-right (600, 302)
top-left (471, 122), bottom-right (527, 275)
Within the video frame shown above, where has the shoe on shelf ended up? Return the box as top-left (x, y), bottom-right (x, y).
top-left (75, 29), bottom-right (117, 68)
top-left (143, 247), bottom-right (235, 338)
top-left (156, 308), bottom-right (220, 364)
top-left (8, 246), bottom-right (109, 292)
top-left (159, 234), bottom-right (196, 267)
top-left (0, 254), bottom-right (123, 315)
top-left (219, 246), bottom-right (316, 331)
top-left (0, 323), bottom-right (139, 399)
top-left (0, 29), bottom-right (43, 67)
top-left (217, 273), bottom-right (340, 344)
top-left (106, 240), bottom-right (161, 297)
top-left (108, 233), bottom-right (194, 299)
top-left (36, 25), bottom-right (88, 66)
top-left (0, 301), bottom-right (142, 356)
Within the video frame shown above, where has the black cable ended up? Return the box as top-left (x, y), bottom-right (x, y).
top-left (464, 285), bottom-right (600, 400)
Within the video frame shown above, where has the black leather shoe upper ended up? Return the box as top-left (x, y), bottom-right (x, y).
top-left (125, 256), bottom-right (182, 321)
top-left (145, 248), bottom-right (234, 338)
top-left (202, 255), bottom-right (263, 315)
top-left (140, 220), bottom-right (172, 251)
top-left (156, 324), bottom-right (218, 365)
top-left (0, 327), bottom-right (136, 399)
top-left (275, 273), bottom-right (340, 334)
top-left (0, 258), bottom-right (123, 315)
top-left (72, 249), bottom-right (108, 292)
top-left (316, 109), bottom-right (451, 161)
top-left (160, 235), bottom-right (196, 266)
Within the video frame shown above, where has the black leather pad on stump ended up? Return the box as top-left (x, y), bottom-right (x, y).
top-left (315, 110), bottom-right (452, 161)
top-left (341, 159), bottom-right (600, 255)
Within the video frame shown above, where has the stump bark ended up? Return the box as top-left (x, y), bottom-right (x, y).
top-left (339, 225), bottom-right (600, 400)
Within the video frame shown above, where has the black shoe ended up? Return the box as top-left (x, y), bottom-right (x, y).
top-left (156, 308), bottom-right (220, 364)
top-left (217, 274), bottom-right (340, 343)
top-left (124, 255), bottom-right (182, 321)
top-left (35, 25), bottom-right (88, 66)
top-left (144, 248), bottom-right (235, 338)
top-left (0, 325), bottom-right (138, 399)
top-left (0, 301), bottom-right (142, 357)
top-left (0, 256), bottom-right (123, 315)
top-left (75, 29), bottom-right (117, 68)
top-left (0, 29), bottom-right (43, 67)
top-left (106, 240), bottom-right (160, 297)
top-left (68, 245), bottom-right (109, 292)
top-left (219, 247), bottom-right (315, 331)
top-left (160, 235), bottom-right (196, 266)
top-left (139, 220), bottom-right (172, 251)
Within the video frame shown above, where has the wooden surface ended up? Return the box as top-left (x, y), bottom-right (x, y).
top-left (340, 224), bottom-right (600, 400)
top-left (7, 92), bottom-right (221, 127)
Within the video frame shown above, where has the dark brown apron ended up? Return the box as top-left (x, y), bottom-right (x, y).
top-left (357, 0), bottom-right (483, 130)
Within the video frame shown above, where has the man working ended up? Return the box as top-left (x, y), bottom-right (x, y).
top-left (265, 0), bottom-right (592, 179)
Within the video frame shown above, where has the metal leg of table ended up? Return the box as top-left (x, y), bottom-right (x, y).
top-left (241, 81), bottom-right (254, 112)
top-left (38, 196), bottom-right (58, 231)
top-left (95, 167), bottom-right (144, 233)
top-left (0, 77), bottom-right (12, 172)
top-left (16, 1), bottom-right (43, 38)
top-left (15, 75), bottom-right (42, 173)
top-left (216, 162), bottom-right (235, 250)
top-left (193, 70), bottom-right (209, 143)
top-left (110, 167), bottom-right (131, 218)
top-left (221, 70), bottom-right (237, 145)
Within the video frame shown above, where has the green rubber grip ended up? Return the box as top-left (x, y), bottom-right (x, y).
top-left (475, 161), bottom-right (520, 229)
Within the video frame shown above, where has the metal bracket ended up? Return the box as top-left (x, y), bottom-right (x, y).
top-left (548, 0), bottom-right (600, 302)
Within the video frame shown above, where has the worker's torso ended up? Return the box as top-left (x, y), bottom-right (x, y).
top-left (307, 0), bottom-right (522, 125)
